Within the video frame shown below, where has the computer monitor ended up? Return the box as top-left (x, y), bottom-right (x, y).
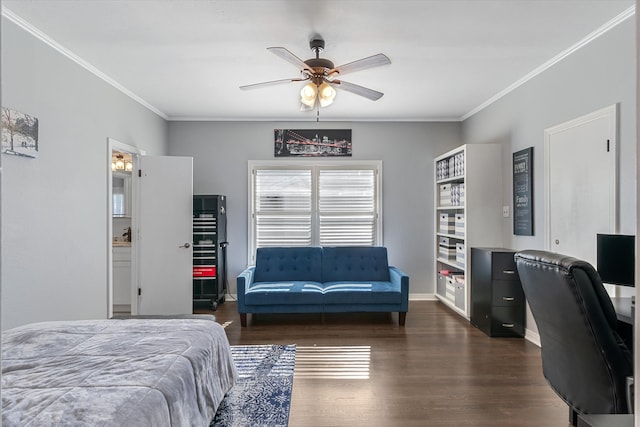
top-left (596, 233), bottom-right (635, 287)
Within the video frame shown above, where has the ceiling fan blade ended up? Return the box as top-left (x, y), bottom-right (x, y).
top-left (240, 77), bottom-right (307, 90)
top-left (267, 47), bottom-right (315, 75)
top-left (330, 80), bottom-right (384, 101)
top-left (329, 53), bottom-right (391, 77)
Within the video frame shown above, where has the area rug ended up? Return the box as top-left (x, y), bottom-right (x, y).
top-left (211, 344), bottom-right (296, 427)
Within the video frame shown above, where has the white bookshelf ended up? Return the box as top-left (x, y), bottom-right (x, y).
top-left (434, 144), bottom-right (503, 319)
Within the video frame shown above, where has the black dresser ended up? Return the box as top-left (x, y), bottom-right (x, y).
top-left (470, 248), bottom-right (525, 337)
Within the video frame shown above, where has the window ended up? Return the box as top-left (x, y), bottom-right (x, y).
top-left (249, 161), bottom-right (382, 263)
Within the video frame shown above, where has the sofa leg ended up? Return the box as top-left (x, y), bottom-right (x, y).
top-left (399, 312), bottom-right (406, 326)
top-left (240, 313), bottom-right (247, 327)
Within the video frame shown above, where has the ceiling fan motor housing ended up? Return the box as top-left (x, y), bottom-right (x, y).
top-left (304, 58), bottom-right (335, 71)
top-left (305, 37), bottom-right (334, 79)
top-left (309, 37), bottom-right (325, 53)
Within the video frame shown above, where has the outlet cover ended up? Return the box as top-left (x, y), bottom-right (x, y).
top-left (503, 206), bottom-right (510, 217)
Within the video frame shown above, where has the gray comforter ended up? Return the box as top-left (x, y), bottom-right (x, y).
top-left (1, 318), bottom-right (238, 426)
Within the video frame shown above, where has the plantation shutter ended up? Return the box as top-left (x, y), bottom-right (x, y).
top-left (318, 169), bottom-right (376, 246)
top-left (254, 169), bottom-right (312, 247)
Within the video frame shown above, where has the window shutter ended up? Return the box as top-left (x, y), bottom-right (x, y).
top-left (318, 169), bottom-right (376, 246)
top-left (254, 169), bottom-right (312, 247)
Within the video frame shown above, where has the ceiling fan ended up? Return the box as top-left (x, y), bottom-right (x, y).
top-left (240, 36), bottom-right (391, 111)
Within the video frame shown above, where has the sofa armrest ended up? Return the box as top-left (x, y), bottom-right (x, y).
top-left (236, 266), bottom-right (256, 312)
top-left (389, 266), bottom-right (409, 311)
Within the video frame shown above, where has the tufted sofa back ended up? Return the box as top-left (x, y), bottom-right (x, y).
top-left (254, 247), bottom-right (323, 282)
top-left (322, 246), bottom-right (390, 282)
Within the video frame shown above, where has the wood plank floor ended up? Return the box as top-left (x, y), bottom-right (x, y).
top-left (201, 300), bottom-right (570, 427)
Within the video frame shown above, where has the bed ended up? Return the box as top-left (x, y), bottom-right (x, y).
top-left (1, 316), bottom-right (238, 426)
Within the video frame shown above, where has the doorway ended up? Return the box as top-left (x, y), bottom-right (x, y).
top-left (107, 139), bottom-right (194, 318)
top-left (544, 104), bottom-right (618, 265)
top-left (107, 138), bottom-right (143, 318)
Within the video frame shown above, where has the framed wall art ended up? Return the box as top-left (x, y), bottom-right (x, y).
top-left (274, 129), bottom-right (352, 157)
top-left (513, 147), bottom-right (533, 236)
top-left (2, 107), bottom-right (39, 158)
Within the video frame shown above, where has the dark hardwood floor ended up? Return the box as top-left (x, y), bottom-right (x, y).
top-left (200, 300), bottom-right (570, 427)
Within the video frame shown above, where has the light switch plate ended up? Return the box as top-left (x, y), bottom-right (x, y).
top-left (503, 206), bottom-right (510, 217)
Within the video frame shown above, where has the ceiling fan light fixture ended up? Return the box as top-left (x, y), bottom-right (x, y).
top-left (318, 81), bottom-right (336, 107)
top-left (300, 82), bottom-right (317, 107)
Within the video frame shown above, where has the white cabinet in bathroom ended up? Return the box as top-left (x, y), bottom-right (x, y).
top-left (113, 246), bottom-right (131, 306)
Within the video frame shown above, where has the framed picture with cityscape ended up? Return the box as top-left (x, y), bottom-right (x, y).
top-left (274, 129), bottom-right (352, 157)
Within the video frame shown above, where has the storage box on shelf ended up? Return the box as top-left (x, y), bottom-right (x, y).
top-left (456, 242), bottom-right (465, 266)
top-left (434, 144), bottom-right (502, 319)
top-left (455, 213), bottom-right (465, 236)
top-left (439, 213), bottom-right (455, 234)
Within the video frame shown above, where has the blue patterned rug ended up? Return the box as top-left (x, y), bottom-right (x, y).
top-left (211, 344), bottom-right (296, 427)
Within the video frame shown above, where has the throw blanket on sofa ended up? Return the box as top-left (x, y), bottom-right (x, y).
top-left (1, 318), bottom-right (238, 427)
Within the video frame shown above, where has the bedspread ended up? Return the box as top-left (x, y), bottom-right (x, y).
top-left (1, 318), bottom-right (238, 427)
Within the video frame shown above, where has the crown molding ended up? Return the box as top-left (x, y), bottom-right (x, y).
top-left (167, 115), bottom-right (462, 122)
top-left (1, 6), bottom-right (169, 120)
top-left (460, 4), bottom-right (636, 122)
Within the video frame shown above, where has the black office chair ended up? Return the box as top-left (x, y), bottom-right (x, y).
top-left (514, 250), bottom-right (633, 425)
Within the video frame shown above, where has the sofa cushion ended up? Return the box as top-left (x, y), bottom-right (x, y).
top-left (322, 246), bottom-right (391, 282)
top-left (254, 247), bottom-right (323, 283)
top-left (245, 281), bottom-right (324, 305)
top-left (322, 281), bottom-right (401, 304)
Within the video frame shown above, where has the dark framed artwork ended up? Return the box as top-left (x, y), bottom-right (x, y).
top-left (274, 129), bottom-right (352, 157)
top-left (513, 147), bottom-right (533, 236)
top-left (1, 107), bottom-right (39, 158)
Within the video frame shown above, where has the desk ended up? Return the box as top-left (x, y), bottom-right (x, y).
top-left (577, 414), bottom-right (632, 427)
top-left (577, 297), bottom-right (635, 427)
top-left (611, 296), bottom-right (634, 325)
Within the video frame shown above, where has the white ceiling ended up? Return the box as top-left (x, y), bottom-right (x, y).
top-left (1, 0), bottom-right (635, 122)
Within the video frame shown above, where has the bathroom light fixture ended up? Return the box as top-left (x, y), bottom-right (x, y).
top-left (114, 154), bottom-right (125, 171)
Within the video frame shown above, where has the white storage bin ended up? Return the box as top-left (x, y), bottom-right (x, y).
top-left (439, 247), bottom-right (456, 260)
top-left (456, 242), bottom-right (465, 265)
top-left (439, 184), bottom-right (452, 206)
top-left (455, 213), bottom-right (465, 236)
top-left (439, 213), bottom-right (454, 234)
top-left (445, 276), bottom-right (456, 302)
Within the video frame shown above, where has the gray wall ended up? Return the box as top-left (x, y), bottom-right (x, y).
top-left (1, 19), bottom-right (168, 330)
top-left (1, 7), bottom-right (634, 336)
top-left (168, 121), bottom-right (462, 295)
top-left (461, 17), bottom-right (636, 337)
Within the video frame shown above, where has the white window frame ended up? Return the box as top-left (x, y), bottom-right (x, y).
top-left (247, 160), bottom-right (383, 265)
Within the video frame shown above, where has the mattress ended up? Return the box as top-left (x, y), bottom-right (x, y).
top-left (1, 318), bottom-right (238, 426)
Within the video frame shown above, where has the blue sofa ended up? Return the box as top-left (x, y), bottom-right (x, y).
top-left (236, 246), bottom-right (409, 327)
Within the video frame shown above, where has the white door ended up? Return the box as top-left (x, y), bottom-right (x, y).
top-left (137, 156), bottom-right (193, 314)
top-left (545, 105), bottom-right (617, 264)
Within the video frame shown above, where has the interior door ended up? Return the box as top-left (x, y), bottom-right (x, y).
top-left (545, 105), bottom-right (617, 264)
top-left (137, 155), bottom-right (193, 314)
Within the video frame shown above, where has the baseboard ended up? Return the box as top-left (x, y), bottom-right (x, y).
top-left (525, 328), bottom-right (541, 347)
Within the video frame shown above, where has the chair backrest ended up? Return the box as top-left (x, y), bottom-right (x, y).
top-left (514, 250), bottom-right (633, 415)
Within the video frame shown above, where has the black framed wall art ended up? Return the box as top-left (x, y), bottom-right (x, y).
top-left (513, 147), bottom-right (533, 236)
top-left (274, 129), bottom-right (352, 157)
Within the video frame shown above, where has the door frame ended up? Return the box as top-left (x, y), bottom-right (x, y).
top-left (107, 137), bottom-right (145, 318)
top-left (543, 104), bottom-right (618, 252)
